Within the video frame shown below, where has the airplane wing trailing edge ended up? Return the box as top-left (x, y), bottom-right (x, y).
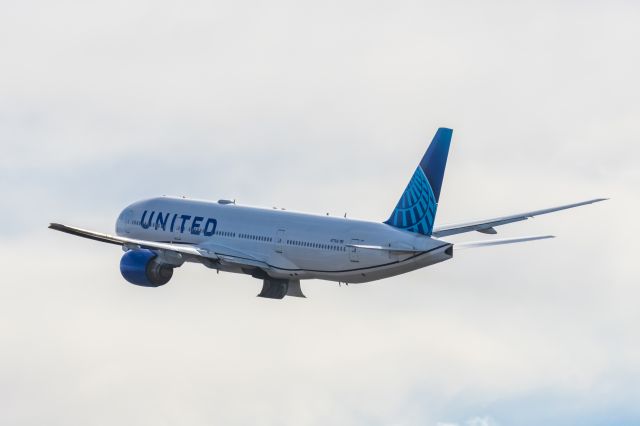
top-left (49, 223), bottom-right (201, 254)
top-left (431, 198), bottom-right (607, 238)
top-left (48, 223), bottom-right (271, 270)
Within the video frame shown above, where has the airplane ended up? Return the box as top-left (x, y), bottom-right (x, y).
top-left (49, 128), bottom-right (606, 299)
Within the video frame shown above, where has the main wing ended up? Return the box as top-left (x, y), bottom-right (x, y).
top-left (48, 223), bottom-right (271, 270)
top-left (431, 198), bottom-right (607, 238)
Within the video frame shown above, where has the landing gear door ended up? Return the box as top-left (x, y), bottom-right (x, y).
top-left (275, 229), bottom-right (285, 253)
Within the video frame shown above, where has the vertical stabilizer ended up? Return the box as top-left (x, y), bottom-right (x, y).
top-left (384, 128), bottom-right (452, 236)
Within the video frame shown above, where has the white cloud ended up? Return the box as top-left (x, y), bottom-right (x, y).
top-left (436, 416), bottom-right (499, 426)
top-left (466, 417), bottom-right (499, 426)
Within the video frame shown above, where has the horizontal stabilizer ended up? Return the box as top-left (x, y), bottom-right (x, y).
top-left (454, 235), bottom-right (554, 250)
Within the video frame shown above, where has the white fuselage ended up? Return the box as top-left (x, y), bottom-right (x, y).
top-left (115, 196), bottom-right (452, 283)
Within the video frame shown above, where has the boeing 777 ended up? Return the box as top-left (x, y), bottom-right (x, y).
top-left (49, 128), bottom-right (606, 298)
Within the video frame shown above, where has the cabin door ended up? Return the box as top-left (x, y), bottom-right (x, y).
top-left (173, 215), bottom-right (183, 242)
top-left (349, 238), bottom-right (362, 262)
top-left (274, 229), bottom-right (286, 253)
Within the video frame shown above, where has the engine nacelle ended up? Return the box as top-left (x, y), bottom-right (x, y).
top-left (120, 249), bottom-right (173, 287)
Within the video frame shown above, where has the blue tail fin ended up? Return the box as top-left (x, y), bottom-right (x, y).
top-left (384, 128), bottom-right (453, 236)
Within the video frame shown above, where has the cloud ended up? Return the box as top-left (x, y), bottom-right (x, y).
top-left (1, 0), bottom-right (639, 425)
top-left (466, 417), bottom-right (499, 426)
top-left (436, 416), bottom-right (499, 426)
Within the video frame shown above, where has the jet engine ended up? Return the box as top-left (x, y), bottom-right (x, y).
top-left (120, 249), bottom-right (173, 287)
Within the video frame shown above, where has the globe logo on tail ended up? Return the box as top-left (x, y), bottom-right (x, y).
top-left (385, 167), bottom-right (438, 235)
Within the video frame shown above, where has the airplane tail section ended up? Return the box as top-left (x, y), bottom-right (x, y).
top-left (384, 127), bottom-right (452, 236)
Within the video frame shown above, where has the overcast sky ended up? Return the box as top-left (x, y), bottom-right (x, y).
top-left (1, 1), bottom-right (639, 425)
